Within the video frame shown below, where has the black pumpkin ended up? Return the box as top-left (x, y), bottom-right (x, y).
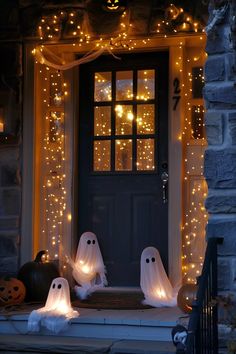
top-left (18, 250), bottom-right (60, 302)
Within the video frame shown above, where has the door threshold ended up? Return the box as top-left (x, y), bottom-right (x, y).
top-left (95, 286), bottom-right (142, 293)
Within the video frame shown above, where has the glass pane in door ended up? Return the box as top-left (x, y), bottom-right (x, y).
top-left (137, 70), bottom-right (155, 100)
top-left (137, 104), bottom-right (155, 134)
top-left (137, 138), bottom-right (155, 170)
top-left (116, 71), bottom-right (133, 100)
top-left (115, 139), bottom-right (132, 171)
top-left (94, 72), bottom-right (112, 102)
top-left (115, 105), bottom-right (133, 135)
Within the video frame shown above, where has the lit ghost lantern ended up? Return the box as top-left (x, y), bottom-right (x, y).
top-left (140, 247), bottom-right (177, 307)
top-left (72, 232), bottom-right (107, 299)
top-left (28, 277), bottom-right (79, 333)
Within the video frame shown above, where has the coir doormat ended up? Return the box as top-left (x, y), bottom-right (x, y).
top-left (72, 291), bottom-right (152, 310)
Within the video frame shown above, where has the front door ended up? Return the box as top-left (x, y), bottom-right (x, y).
top-left (78, 51), bottom-right (169, 286)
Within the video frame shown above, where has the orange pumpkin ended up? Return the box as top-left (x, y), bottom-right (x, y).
top-left (177, 283), bottom-right (198, 313)
top-left (0, 277), bottom-right (26, 306)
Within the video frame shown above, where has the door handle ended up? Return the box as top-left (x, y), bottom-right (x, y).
top-left (161, 171), bottom-right (168, 203)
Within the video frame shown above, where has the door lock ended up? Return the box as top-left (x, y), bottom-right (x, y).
top-left (161, 171), bottom-right (168, 203)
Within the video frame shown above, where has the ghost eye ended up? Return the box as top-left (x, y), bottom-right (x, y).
top-left (87, 240), bottom-right (91, 245)
top-left (52, 283), bottom-right (56, 289)
top-left (92, 240), bottom-right (95, 244)
top-left (152, 257), bottom-right (155, 262)
top-left (58, 284), bottom-right (62, 289)
top-left (146, 258), bottom-right (150, 263)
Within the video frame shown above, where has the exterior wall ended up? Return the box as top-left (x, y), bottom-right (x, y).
top-left (0, 44), bottom-right (22, 276)
top-left (204, 0), bottom-right (236, 293)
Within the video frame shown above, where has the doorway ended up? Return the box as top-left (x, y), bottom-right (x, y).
top-left (78, 51), bottom-right (169, 286)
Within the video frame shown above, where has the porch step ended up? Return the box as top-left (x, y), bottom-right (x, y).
top-left (0, 334), bottom-right (176, 353)
top-left (0, 306), bottom-right (186, 342)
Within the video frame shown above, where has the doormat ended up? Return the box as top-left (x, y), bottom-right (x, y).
top-left (72, 291), bottom-right (152, 310)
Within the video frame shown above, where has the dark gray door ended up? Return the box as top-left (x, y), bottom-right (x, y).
top-left (78, 52), bottom-right (169, 286)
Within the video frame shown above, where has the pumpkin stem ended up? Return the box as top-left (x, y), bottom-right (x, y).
top-left (34, 250), bottom-right (47, 262)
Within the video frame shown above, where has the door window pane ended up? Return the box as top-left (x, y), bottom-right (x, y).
top-left (94, 72), bottom-right (111, 102)
top-left (115, 105), bottom-right (133, 135)
top-left (137, 70), bottom-right (155, 100)
top-left (94, 106), bottom-right (111, 136)
top-left (94, 140), bottom-right (111, 171)
top-left (137, 104), bottom-right (155, 135)
top-left (116, 71), bottom-right (133, 101)
top-left (115, 139), bottom-right (132, 171)
top-left (137, 139), bottom-right (155, 170)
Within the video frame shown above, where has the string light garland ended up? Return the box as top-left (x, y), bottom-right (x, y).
top-left (34, 3), bottom-right (208, 283)
top-left (37, 64), bottom-right (68, 261)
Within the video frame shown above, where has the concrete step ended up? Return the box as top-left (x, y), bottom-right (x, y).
top-left (0, 306), bottom-right (185, 342)
top-left (0, 334), bottom-right (176, 353)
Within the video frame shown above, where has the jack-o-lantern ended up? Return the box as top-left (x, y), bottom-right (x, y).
top-left (0, 277), bottom-right (26, 306)
top-left (177, 283), bottom-right (198, 313)
top-left (102, 0), bottom-right (127, 13)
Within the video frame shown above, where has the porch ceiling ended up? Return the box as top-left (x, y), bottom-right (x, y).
top-left (0, 0), bottom-right (209, 41)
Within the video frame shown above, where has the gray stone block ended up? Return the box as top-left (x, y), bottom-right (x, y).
top-left (203, 83), bottom-right (236, 108)
top-left (0, 234), bottom-right (19, 256)
top-left (0, 256), bottom-right (18, 276)
top-left (205, 111), bottom-right (223, 145)
top-left (0, 165), bottom-right (20, 187)
top-left (204, 56), bottom-right (225, 82)
top-left (0, 188), bottom-right (21, 216)
top-left (206, 193), bottom-right (236, 213)
top-left (228, 112), bottom-right (236, 144)
top-left (218, 258), bottom-right (231, 290)
top-left (225, 52), bottom-right (236, 80)
top-left (206, 218), bottom-right (236, 256)
top-left (204, 149), bottom-right (236, 188)
top-left (206, 25), bottom-right (231, 54)
top-left (0, 217), bottom-right (19, 229)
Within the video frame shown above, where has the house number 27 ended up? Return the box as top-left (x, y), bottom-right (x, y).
top-left (172, 78), bottom-right (181, 111)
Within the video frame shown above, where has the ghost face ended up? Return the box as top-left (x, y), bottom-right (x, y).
top-left (75, 232), bottom-right (104, 275)
top-left (45, 277), bottom-right (71, 314)
top-left (140, 247), bottom-right (173, 302)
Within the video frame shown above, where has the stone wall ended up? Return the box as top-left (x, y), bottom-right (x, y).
top-left (204, 0), bottom-right (236, 293)
top-left (0, 44), bottom-right (22, 277)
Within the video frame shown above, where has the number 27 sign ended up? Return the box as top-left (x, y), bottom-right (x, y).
top-left (172, 78), bottom-right (181, 111)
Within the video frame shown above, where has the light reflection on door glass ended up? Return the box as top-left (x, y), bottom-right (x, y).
top-left (116, 71), bottom-right (133, 101)
top-left (94, 72), bottom-right (111, 102)
top-left (137, 139), bottom-right (155, 171)
top-left (137, 104), bottom-right (155, 135)
top-left (115, 139), bottom-right (132, 171)
top-left (94, 106), bottom-right (111, 136)
top-left (137, 70), bottom-right (155, 100)
top-left (115, 105), bottom-right (133, 135)
top-left (94, 140), bottom-right (111, 171)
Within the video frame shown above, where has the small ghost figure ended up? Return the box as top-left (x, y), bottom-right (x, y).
top-left (28, 277), bottom-right (79, 334)
top-left (72, 232), bottom-right (107, 300)
top-left (140, 247), bottom-right (177, 307)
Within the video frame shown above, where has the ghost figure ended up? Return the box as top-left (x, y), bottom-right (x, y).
top-left (72, 231), bottom-right (107, 300)
top-left (140, 247), bottom-right (177, 307)
top-left (28, 277), bottom-right (79, 334)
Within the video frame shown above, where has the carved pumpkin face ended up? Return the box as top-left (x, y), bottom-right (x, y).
top-left (102, 0), bottom-right (127, 12)
top-left (0, 277), bottom-right (26, 306)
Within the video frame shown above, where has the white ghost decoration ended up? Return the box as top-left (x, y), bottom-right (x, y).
top-left (28, 277), bottom-right (79, 333)
top-left (72, 231), bottom-right (107, 299)
top-left (140, 247), bottom-right (177, 307)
